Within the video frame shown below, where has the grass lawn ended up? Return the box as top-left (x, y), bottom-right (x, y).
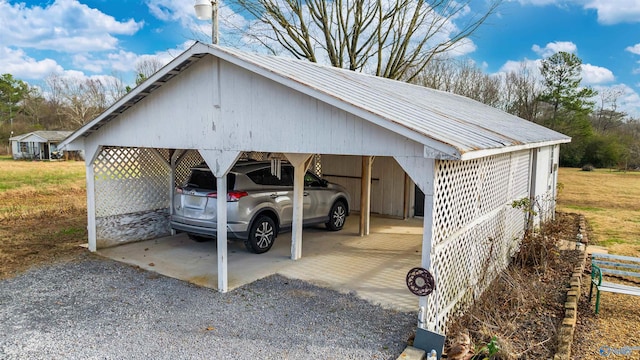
top-left (0, 155), bottom-right (87, 279)
top-left (557, 167), bottom-right (640, 256)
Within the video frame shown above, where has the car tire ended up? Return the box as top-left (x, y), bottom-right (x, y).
top-left (188, 234), bottom-right (211, 242)
top-left (244, 215), bottom-right (276, 254)
top-left (325, 200), bottom-right (346, 231)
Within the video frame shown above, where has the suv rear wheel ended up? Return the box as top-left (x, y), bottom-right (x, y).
top-left (244, 215), bottom-right (276, 254)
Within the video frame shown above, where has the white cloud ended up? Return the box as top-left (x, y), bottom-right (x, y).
top-left (510, 0), bottom-right (640, 25)
top-left (146, 0), bottom-right (193, 23)
top-left (532, 41), bottom-right (577, 58)
top-left (584, 0), bottom-right (640, 25)
top-left (581, 64), bottom-right (615, 84)
top-left (0, 47), bottom-right (64, 80)
top-left (0, 0), bottom-right (143, 52)
top-left (625, 44), bottom-right (640, 55)
top-left (498, 58), bottom-right (542, 74)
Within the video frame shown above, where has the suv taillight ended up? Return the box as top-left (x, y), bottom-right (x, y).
top-left (206, 191), bottom-right (248, 202)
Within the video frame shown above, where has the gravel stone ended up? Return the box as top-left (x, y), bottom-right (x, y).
top-left (0, 255), bottom-right (415, 359)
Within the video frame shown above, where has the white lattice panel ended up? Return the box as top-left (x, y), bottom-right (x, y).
top-left (175, 151), bottom-right (324, 181)
top-left (175, 150), bottom-right (204, 186)
top-left (312, 154), bottom-right (322, 176)
top-left (94, 147), bottom-right (171, 217)
top-left (427, 151), bottom-right (530, 333)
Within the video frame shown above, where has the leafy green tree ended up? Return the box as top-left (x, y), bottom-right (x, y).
top-left (582, 134), bottom-right (624, 168)
top-left (539, 52), bottom-right (596, 122)
top-left (0, 74), bottom-right (29, 126)
top-left (538, 52), bottom-right (597, 166)
top-left (551, 112), bottom-right (594, 167)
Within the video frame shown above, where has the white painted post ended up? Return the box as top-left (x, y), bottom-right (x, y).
top-left (419, 176), bottom-right (435, 330)
top-left (394, 156), bottom-right (436, 330)
top-left (198, 150), bottom-right (241, 294)
top-left (359, 156), bottom-right (373, 236)
top-left (283, 153), bottom-right (313, 261)
top-left (216, 175), bottom-right (228, 292)
top-left (85, 163), bottom-right (97, 252)
top-left (83, 143), bottom-right (101, 252)
top-left (291, 165), bottom-right (305, 260)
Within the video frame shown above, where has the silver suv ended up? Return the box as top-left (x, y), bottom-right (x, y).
top-left (170, 160), bottom-right (350, 254)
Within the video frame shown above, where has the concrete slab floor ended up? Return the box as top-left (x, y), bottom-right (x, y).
top-left (98, 216), bottom-right (424, 312)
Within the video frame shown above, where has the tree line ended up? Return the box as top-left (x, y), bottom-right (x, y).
top-left (1, 0), bottom-right (638, 169)
top-left (2, 49), bottom-right (636, 169)
top-left (409, 52), bottom-right (639, 169)
top-left (0, 58), bottom-right (163, 153)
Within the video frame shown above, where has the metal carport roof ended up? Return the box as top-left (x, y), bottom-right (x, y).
top-left (60, 42), bottom-right (569, 159)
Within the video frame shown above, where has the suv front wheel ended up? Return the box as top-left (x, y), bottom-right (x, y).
top-left (326, 200), bottom-right (347, 231)
top-left (244, 215), bottom-right (276, 254)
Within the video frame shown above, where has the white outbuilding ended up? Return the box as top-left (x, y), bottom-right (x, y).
top-left (10, 130), bottom-right (72, 160)
top-left (60, 42), bottom-right (569, 335)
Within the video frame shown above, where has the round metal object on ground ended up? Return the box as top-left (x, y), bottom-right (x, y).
top-left (406, 267), bottom-right (435, 296)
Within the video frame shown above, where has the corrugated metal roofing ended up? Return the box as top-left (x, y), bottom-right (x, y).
top-left (61, 42), bottom-right (569, 159)
top-left (214, 45), bottom-right (569, 156)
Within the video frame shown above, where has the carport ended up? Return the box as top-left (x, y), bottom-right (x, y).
top-left (60, 42), bottom-right (570, 335)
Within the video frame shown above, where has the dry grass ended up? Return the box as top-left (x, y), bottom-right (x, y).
top-left (447, 213), bottom-right (581, 359)
top-left (0, 157), bottom-right (86, 220)
top-left (0, 156), bottom-right (87, 279)
top-left (556, 167), bottom-right (640, 256)
top-left (555, 167), bottom-right (640, 359)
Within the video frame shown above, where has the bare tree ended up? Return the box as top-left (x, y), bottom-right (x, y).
top-left (103, 72), bottom-right (129, 101)
top-left (21, 86), bottom-right (47, 126)
top-left (45, 74), bottom-right (109, 128)
top-left (232, 0), bottom-right (500, 80)
top-left (409, 58), bottom-right (457, 91)
top-left (592, 86), bottom-right (626, 132)
top-left (502, 63), bottom-right (540, 122)
top-left (410, 58), bottom-right (501, 107)
top-left (134, 57), bottom-right (164, 85)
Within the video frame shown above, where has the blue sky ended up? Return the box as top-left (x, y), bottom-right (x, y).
top-left (1, 0), bottom-right (639, 117)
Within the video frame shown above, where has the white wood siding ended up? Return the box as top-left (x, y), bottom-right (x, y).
top-left (532, 145), bottom-right (558, 223)
top-left (322, 155), bottom-right (407, 217)
top-left (83, 57), bottom-right (425, 159)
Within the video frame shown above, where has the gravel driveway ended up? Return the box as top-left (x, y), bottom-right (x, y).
top-left (1, 254), bottom-right (415, 359)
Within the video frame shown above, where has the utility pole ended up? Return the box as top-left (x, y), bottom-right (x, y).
top-left (194, 0), bottom-right (219, 45)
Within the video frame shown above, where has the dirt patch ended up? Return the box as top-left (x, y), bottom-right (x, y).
top-left (446, 212), bottom-right (583, 359)
top-left (0, 207), bottom-right (87, 280)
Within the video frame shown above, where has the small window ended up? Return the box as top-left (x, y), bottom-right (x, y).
top-left (19, 142), bottom-right (28, 153)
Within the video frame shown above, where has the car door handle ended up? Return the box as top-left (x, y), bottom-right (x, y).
top-left (270, 193), bottom-right (279, 199)
top-left (303, 192), bottom-right (309, 196)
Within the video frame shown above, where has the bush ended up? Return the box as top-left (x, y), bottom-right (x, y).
top-left (581, 164), bottom-right (595, 171)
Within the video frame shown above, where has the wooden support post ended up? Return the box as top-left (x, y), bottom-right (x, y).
top-left (84, 144), bottom-right (101, 252)
top-left (394, 156), bottom-right (437, 330)
top-left (359, 156), bottom-right (373, 236)
top-left (198, 150), bottom-right (241, 294)
top-left (403, 172), bottom-right (411, 219)
top-left (85, 163), bottom-right (97, 252)
top-left (216, 175), bottom-right (228, 293)
top-left (284, 153), bottom-right (313, 260)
